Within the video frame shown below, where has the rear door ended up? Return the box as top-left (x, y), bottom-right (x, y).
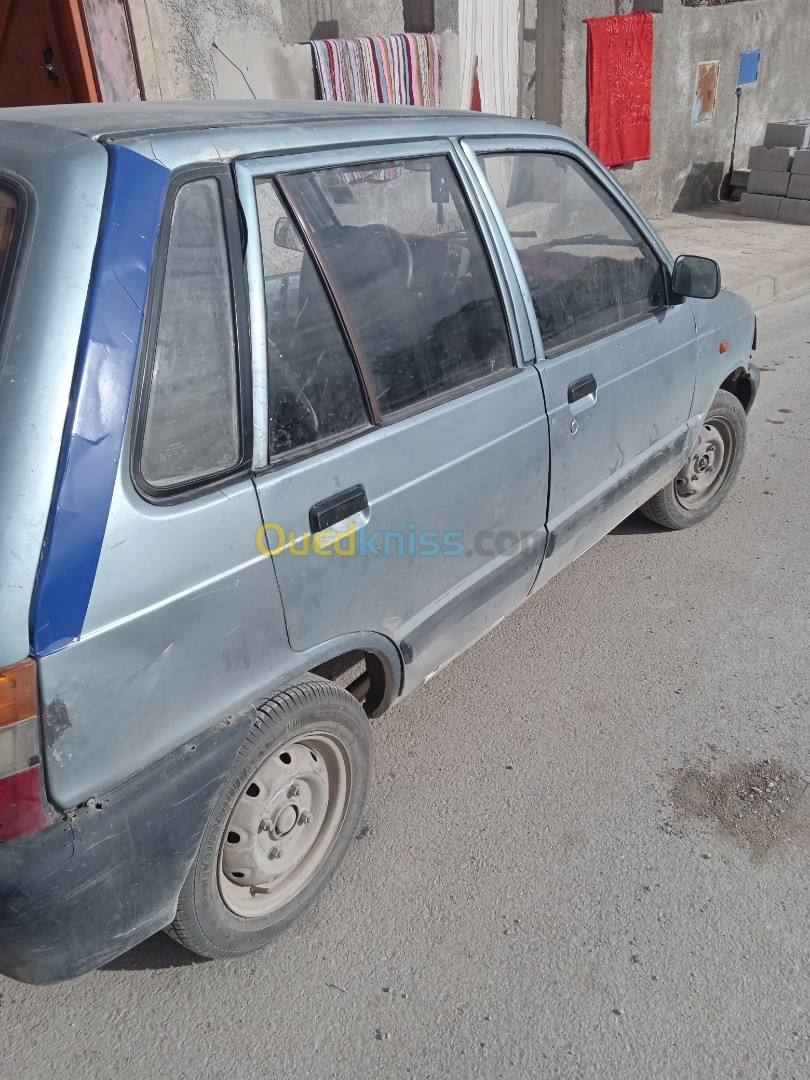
top-left (238, 142), bottom-right (550, 690)
top-left (463, 139), bottom-right (698, 584)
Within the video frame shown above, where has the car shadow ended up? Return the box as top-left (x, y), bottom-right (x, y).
top-left (610, 511), bottom-right (663, 537)
top-left (101, 931), bottom-right (210, 972)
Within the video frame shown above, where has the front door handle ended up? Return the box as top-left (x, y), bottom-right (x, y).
top-left (568, 373), bottom-right (597, 404)
top-left (309, 485), bottom-right (368, 534)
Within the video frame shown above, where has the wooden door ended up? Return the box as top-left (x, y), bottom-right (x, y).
top-left (0, 0), bottom-right (100, 106)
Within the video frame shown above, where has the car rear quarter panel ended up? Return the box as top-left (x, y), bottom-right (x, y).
top-left (0, 124), bottom-right (108, 668)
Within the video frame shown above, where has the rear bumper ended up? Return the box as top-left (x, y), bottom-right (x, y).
top-left (0, 706), bottom-right (255, 984)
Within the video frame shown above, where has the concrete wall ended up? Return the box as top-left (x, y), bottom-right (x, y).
top-left (540, 0), bottom-right (810, 216)
top-left (521, 0), bottom-right (537, 118)
top-left (129, 0), bottom-right (531, 113)
top-left (126, 0), bottom-right (810, 215)
top-left (128, 0), bottom-right (408, 101)
top-left (282, 1), bottom-right (404, 44)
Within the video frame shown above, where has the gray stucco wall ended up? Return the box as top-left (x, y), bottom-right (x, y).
top-left (131, 1), bottom-right (534, 115)
top-left (522, 0), bottom-right (538, 119)
top-left (128, 0), bottom-right (407, 101)
top-left (282, 1), bottom-right (405, 44)
top-left (546, 0), bottom-right (810, 216)
top-left (128, 1), bottom-right (809, 215)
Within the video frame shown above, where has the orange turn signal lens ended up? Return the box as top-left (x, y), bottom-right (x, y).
top-left (719, 341), bottom-right (730, 354)
top-left (0, 659), bottom-right (38, 729)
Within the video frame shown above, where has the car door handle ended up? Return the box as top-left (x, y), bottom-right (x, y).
top-left (568, 374), bottom-right (597, 404)
top-left (309, 485), bottom-right (368, 534)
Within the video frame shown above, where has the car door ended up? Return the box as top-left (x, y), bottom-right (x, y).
top-left (236, 142), bottom-right (550, 691)
top-left (461, 139), bottom-right (698, 587)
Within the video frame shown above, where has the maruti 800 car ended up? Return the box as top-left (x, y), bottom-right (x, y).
top-left (0, 102), bottom-right (758, 983)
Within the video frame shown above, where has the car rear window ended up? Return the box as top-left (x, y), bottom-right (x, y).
top-left (0, 186), bottom-right (19, 301)
top-left (0, 184), bottom-right (21, 376)
top-left (0, 188), bottom-right (16, 258)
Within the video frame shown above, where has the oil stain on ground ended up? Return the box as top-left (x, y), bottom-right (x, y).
top-left (670, 759), bottom-right (808, 858)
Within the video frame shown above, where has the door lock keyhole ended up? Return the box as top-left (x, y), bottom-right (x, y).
top-left (42, 46), bottom-right (59, 83)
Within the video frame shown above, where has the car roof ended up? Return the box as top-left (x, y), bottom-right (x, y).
top-left (0, 101), bottom-right (575, 176)
top-left (0, 100), bottom-right (559, 142)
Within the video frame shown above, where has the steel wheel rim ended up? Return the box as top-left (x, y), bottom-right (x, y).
top-left (218, 732), bottom-right (351, 918)
top-left (674, 415), bottom-right (736, 510)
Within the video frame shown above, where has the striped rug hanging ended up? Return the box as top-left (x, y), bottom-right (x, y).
top-left (311, 32), bottom-right (442, 108)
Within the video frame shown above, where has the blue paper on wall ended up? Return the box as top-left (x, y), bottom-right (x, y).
top-left (738, 50), bottom-right (761, 87)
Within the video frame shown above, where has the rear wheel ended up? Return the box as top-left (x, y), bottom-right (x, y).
top-left (641, 389), bottom-right (747, 530)
top-left (167, 676), bottom-right (372, 959)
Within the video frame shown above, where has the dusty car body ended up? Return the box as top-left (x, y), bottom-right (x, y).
top-left (0, 102), bottom-right (758, 983)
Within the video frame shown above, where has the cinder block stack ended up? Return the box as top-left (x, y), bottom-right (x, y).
top-left (728, 168), bottom-right (750, 200)
top-left (739, 120), bottom-right (810, 224)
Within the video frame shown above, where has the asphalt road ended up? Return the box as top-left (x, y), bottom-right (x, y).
top-left (3, 295), bottom-right (809, 1080)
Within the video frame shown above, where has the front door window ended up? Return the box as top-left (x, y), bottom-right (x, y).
top-left (480, 152), bottom-right (666, 356)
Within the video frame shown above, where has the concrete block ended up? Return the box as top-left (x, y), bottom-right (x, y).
top-left (764, 121), bottom-right (810, 149)
top-left (793, 150), bottom-right (810, 175)
top-left (730, 169), bottom-right (750, 188)
top-left (738, 193), bottom-right (782, 220)
top-left (748, 170), bottom-right (791, 196)
top-left (778, 198), bottom-right (810, 226)
top-left (787, 172), bottom-right (810, 200)
top-left (747, 145), bottom-right (795, 172)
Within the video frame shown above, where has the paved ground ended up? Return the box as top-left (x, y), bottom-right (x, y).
top-left (2, 295), bottom-right (809, 1079)
top-left (654, 203), bottom-right (808, 311)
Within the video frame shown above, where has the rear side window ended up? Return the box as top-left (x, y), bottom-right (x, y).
top-left (139, 177), bottom-right (242, 491)
top-left (0, 188), bottom-right (17, 282)
top-left (0, 185), bottom-right (20, 350)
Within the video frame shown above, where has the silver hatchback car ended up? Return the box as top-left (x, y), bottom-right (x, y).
top-left (0, 102), bottom-right (758, 983)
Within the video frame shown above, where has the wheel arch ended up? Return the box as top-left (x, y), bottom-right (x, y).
top-left (294, 632), bottom-right (403, 719)
top-left (720, 366), bottom-right (758, 414)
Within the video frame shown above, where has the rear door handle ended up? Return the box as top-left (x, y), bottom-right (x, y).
top-left (309, 485), bottom-right (368, 534)
top-left (568, 373), bottom-right (597, 404)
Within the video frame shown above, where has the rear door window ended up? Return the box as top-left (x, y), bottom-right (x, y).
top-left (255, 178), bottom-right (372, 463)
top-left (280, 156), bottom-right (515, 418)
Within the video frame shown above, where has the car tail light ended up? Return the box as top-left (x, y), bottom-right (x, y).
top-left (0, 659), bottom-right (52, 842)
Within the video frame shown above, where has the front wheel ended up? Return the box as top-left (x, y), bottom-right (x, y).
top-left (167, 676), bottom-right (372, 960)
top-left (641, 389), bottom-right (747, 530)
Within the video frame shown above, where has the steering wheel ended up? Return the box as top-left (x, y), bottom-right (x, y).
top-left (365, 224), bottom-right (414, 290)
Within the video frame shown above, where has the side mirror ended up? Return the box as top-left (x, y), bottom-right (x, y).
top-left (274, 216), bottom-right (304, 253)
top-left (671, 254), bottom-right (721, 300)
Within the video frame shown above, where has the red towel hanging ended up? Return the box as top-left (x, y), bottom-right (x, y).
top-left (584, 12), bottom-right (654, 169)
top-left (471, 57), bottom-right (482, 112)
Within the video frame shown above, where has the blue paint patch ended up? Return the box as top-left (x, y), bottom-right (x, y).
top-left (738, 50), bottom-right (761, 87)
top-left (32, 145), bottom-right (170, 656)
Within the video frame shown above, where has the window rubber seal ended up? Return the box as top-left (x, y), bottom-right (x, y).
top-left (130, 162), bottom-right (254, 506)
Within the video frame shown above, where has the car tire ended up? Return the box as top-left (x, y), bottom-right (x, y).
top-left (166, 675), bottom-right (372, 960)
top-left (641, 389), bottom-right (747, 530)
